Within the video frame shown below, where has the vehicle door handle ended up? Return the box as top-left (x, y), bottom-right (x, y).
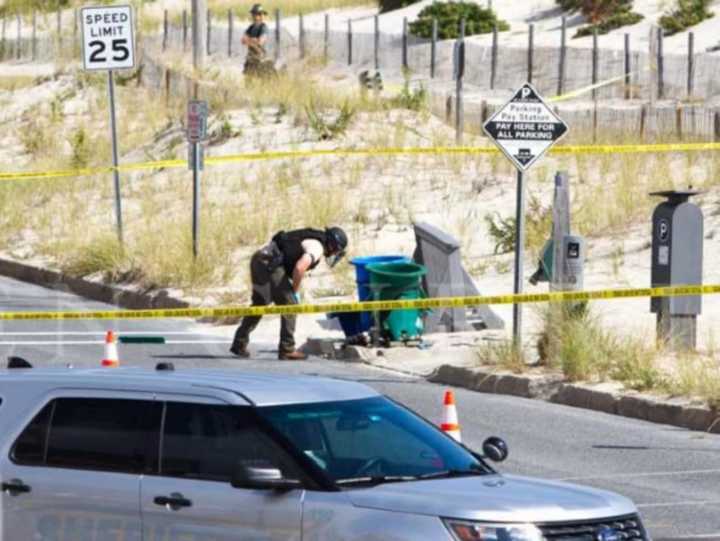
top-left (2, 479), bottom-right (31, 495)
top-left (154, 493), bottom-right (192, 509)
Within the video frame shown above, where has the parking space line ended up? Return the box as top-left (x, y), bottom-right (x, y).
top-left (558, 468), bottom-right (720, 482)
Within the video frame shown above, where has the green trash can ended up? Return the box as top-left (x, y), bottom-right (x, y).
top-left (367, 262), bottom-right (427, 342)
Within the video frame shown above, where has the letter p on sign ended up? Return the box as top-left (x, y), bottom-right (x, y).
top-left (81, 5), bottom-right (136, 71)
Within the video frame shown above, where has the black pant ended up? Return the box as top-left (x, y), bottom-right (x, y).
top-left (233, 251), bottom-right (298, 354)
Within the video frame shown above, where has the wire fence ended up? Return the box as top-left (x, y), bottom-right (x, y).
top-left (3, 8), bottom-right (720, 140)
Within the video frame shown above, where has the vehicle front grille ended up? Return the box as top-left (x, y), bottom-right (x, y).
top-left (538, 514), bottom-right (648, 540)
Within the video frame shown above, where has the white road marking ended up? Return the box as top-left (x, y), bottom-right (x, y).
top-left (638, 501), bottom-right (720, 508)
top-left (653, 533), bottom-right (720, 539)
top-left (0, 340), bottom-right (231, 345)
top-left (559, 468), bottom-right (720, 482)
top-left (0, 331), bottom-right (219, 336)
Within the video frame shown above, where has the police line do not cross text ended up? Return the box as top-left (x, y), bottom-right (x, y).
top-left (81, 5), bottom-right (136, 71)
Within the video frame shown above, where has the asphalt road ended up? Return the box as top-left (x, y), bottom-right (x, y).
top-left (1, 275), bottom-right (719, 539)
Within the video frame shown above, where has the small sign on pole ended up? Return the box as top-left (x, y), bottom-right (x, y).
top-left (483, 83), bottom-right (569, 345)
top-left (81, 5), bottom-right (136, 245)
top-left (187, 100), bottom-right (209, 259)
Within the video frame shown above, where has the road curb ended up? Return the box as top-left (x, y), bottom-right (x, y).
top-left (429, 364), bottom-right (720, 434)
top-left (0, 257), bottom-right (189, 311)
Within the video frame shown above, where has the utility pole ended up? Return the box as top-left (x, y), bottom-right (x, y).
top-left (192, 0), bottom-right (207, 98)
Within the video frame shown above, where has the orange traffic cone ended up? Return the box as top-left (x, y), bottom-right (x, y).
top-left (101, 331), bottom-right (120, 368)
top-left (440, 390), bottom-right (462, 442)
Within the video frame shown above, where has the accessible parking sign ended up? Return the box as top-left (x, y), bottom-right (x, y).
top-left (81, 5), bottom-right (136, 71)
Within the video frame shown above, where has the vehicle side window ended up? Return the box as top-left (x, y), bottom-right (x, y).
top-left (45, 398), bottom-right (161, 474)
top-left (11, 402), bottom-right (55, 466)
top-left (161, 403), bottom-right (303, 483)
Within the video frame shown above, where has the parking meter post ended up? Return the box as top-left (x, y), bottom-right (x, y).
top-left (513, 169), bottom-right (526, 346)
top-left (650, 190), bottom-right (703, 351)
top-left (107, 70), bottom-right (124, 245)
top-left (551, 171), bottom-right (570, 290)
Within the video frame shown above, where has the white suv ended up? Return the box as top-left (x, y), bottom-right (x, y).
top-left (0, 362), bottom-right (648, 540)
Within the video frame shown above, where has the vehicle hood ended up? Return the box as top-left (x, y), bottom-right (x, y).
top-left (346, 474), bottom-right (637, 523)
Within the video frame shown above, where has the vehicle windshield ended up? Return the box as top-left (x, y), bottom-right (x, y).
top-left (258, 396), bottom-right (489, 485)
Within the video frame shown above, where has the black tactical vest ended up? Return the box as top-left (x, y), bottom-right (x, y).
top-left (272, 228), bottom-right (327, 275)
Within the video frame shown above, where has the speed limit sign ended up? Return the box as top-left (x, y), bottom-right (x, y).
top-left (81, 5), bottom-right (135, 71)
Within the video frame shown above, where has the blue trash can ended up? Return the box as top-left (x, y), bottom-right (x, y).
top-left (350, 255), bottom-right (409, 333)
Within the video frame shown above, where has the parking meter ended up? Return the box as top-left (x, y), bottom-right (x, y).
top-left (562, 235), bottom-right (585, 290)
top-left (650, 190), bottom-right (703, 350)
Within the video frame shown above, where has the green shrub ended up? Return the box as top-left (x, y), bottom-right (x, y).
top-left (574, 10), bottom-right (644, 37)
top-left (557, 0), bottom-right (644, 37)
top-left (659, 0), bottom-right (714, 36)
top-left (379, 0), bottom-right (420, 14)
top-left (305, 101), bottom-right (355, 141)
top-left (409, 1), bottom-right (509, 40)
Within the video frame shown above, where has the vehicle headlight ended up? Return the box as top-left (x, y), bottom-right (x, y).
top-left (443, 519), bottom-right (543, 541)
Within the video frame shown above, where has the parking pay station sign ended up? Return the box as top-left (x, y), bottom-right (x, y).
top-left (483, 83), bottom-right (568, 172)
top-left (81, 5), bottom-right (135, 71)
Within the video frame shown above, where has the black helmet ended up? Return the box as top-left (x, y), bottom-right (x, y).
top-left (325, 227), bottom-right (348, 268)
top-left (250, 4), bottom-right (267, 15)
top-left (325, 226), bottom-right (348, 253)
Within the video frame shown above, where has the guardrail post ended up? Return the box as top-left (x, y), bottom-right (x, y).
top-left (557, 16), bottom-right (566, 96)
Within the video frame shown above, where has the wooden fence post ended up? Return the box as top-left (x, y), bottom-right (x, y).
top-left (299, 13), bottom-right (304, 59)
top-left (402, 17), bottom-right (408, 70)
top-left (657, 29), bottom-right (664, 100)
top-left (687, 32), bottom-right (694, 99)
top-left (228, 9), bottom-right (233, 57)
top-left (431, 18), bottom-right (437, 78)
top-left (16, 13), bottom-right (21, 60)
top-left (624, 34), bottom-right (631, 100)
top-left (56, 8), bottom-right (62, 54)
top-left (347, 18), bottom-right (352, 65)
top-left (206, 9), bottom-right (212, 56)
top-left (1, 15), bottom-right (6, 61)
top-left (592, 28), bottom-right (598, 100)
top-left (374, 14), bottom-right (379, 70)
top-left (163, 9), bottom-right (168, 51)
top-left (491, 24), bottom-right (498, 90)
top-left (323, 13), bottom-right (329, 63)
top-left (557, 16), bottom-right (566, 96)
top-left (714, 110), bottom-right (720, 141)
top-left (275, 9), bottom-right (281, 61)
top-left (527, 23), bottom-right (534, 84)
top-left (183, 10), bottom-right (188, 51)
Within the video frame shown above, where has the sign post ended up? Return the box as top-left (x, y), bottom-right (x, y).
top-left (81, 5), bottom-right (136, 245)
top-left (187, 100), bottom-right (208, 259)
top-left (483, 83), bottom-right (568, 345)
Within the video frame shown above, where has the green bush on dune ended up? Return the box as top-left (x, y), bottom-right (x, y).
top-left (556, 0), bottom-right (644, 38)
top-left (659, 0), bottom-right (714, 36)
top-left (409, 1), bottom-right (509, 40)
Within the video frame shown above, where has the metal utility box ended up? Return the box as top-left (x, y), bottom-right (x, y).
top-left (650, 190), bottom-right (703, 349)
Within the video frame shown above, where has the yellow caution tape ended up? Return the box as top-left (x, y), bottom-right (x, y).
top-left (549, 72), bottom-right (636, 103)
top-left (2, 142), bottom-right (720, 183)
top-left (0, 284), bottom-right (717, 321)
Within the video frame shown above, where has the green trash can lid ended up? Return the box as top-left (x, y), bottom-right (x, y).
top-left (366, 261), bottom-right (427, 278)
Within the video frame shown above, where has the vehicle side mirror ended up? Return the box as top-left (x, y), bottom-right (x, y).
top-left (231, 462), bottom-right (302, 491)
top-left (482, 437), bottom-right (509, 463)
